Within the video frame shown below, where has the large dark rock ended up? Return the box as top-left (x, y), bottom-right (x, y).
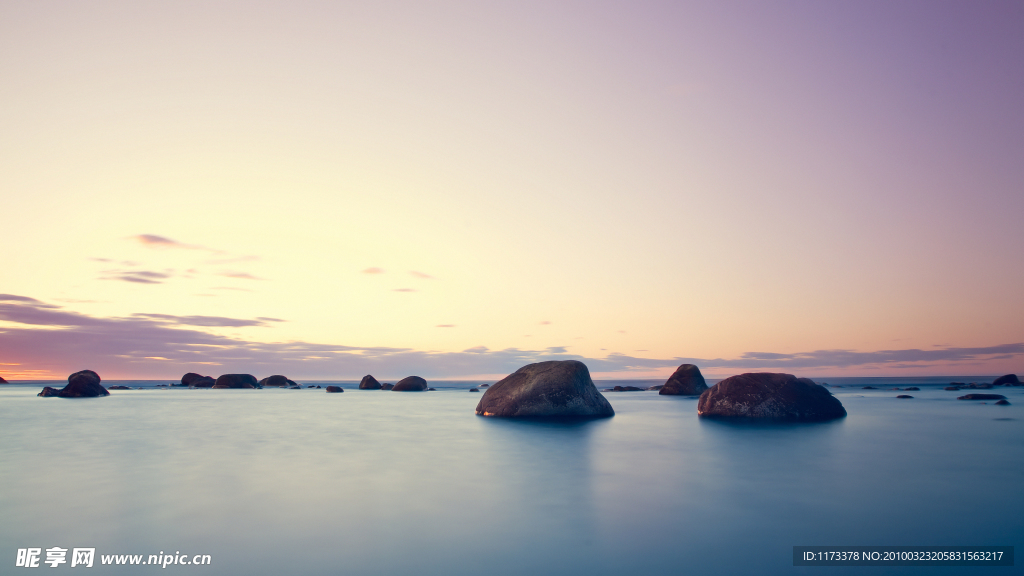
top-left (212, 374), bottom-right (257, 389)
top-left (697, 373), bottom-right (846, 421)
top-left (393, 376), bottom-right (428, 391)
top-left (957, 394), bottom-right (1007, 401)
top-left (993, 374), bottom-right (1020, 386)
top-left (660, 364), bottom-right (708, 396)
top-left (40, 370), bottom-right (110, 398)
top-left (259, 375), bottom-right (297, 387)
top-left (325, 386), bottom-right (344, 393)
top-left (475, 360), bottom-right (614, 418)
top-left (359, 375), bottom-right (382, 390)
top-left (0, 376), bottom-right (7, 383)
top-left (182, 372), bottom-right (216, 388)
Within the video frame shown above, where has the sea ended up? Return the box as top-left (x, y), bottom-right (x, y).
top-left (1, 376), bottom-right (1021, 575)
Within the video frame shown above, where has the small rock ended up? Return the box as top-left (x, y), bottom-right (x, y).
top-left (381, 383), bottom-right (394, 390)
top-left (316, 385), bottom-right (321, 389)
top-left (904, 387), bottom-right (920, 391)
top-left (479, 384), bottom-right (490, 388)
top-left (944, 386), bottom-right (961, 391)
top-left (957, 394), bottom-right (1007, 401)
top-left (896, 395), bottom-right (913, 399)
top-left (325, 386), bottom-right (344, 393)
top-left (610, 385), bottom-right (643, 392)
top-left (646, 384), bottom-right (664, 391)
top-left (427, 387), bottom-right (436, 391)
top-left (862, 386), bottom-right (877, 389)
top-left (995, 399), bottom-right (1010, 405)
top-left (37, 386), bottom-right (60, 397)
top-left (108, 385), bottom-right (132, 390)
top-left (306, 385), bottom-right (315, 388)
top-left (288, 386), bottom-right (301, 389)
top-left (469, 388), bottom-right (479, 392)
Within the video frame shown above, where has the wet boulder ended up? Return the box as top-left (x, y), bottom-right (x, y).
top-left (993, 374), bottom-right (1020, 386)
top-left (359, 375), bottom-right (382, 390)
top-left (259, 375), bottom-right (297, 387)
top-left (659, 364), bottom-right (708, 396)
top-left (475, 360), bottom-right (614, 418)
top-left (393, 376), bottom-right (428, 391)
top-left (697, 372), bottom-right (846, 421)
top-left (182, 373), bottom-right (216, 388)
top-left (957, 394), bottom-right (1007, 401)
top-left (325, 386), bottom-right (344, 393)
top-left (212, 374), bottom-right (257, 389)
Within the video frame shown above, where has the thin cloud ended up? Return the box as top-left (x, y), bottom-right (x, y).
top-left (205, 255), bottom-right (260, 265)
top-left (101, 270), bottom-right (173, 284)
top-left (256, 317), bottom-right (286, 323)
top-left (410, 271), bottom-right (433, 279)
top-left (436, 324), bottom-right (456, 328)
top-left (131, 313), bottom-right (273, 328)
top-left (362, 267), bottom-right (385, 274)
top-left (539, 321), bottom-right (551, 325)
top-left (393, 288), bottom-right (417, 292)
top-left (219, 272), bottom-right (263, 280)
top-left (212, 287), bottom-right (253, 292)
top-left (132, 234), bottom-right (207, 250)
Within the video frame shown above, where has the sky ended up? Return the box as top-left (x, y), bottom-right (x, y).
top-left (1, 0), bottom-right (1022, 380)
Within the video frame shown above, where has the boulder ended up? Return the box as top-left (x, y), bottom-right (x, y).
top-left (609, 385), bottom-right (643, 392)
top-left (259, 375), bottom-right (297, 387)
top-left (469, 388), bottom-right (479, 392)
top-left (212, 374), bottom-right (257, 389)
top-left (0, 376), bottom-right (7, 383)
top-left (393, 376), bottom-right (428, 391)
top-left (427, 388), bottom-right (436, 391)
top-left (862, 386), bottom-right (877, 389)
top-left (659, 364), bottom-right (708, 396)
top-left (904, 387), bottom-right (920, 391)
top-left (995, 399), bottom-right (1011, 405)
top-left (896, 395), bottom-right (913, 399)
top-left (108, 385), bottom-right (132, 390)
top-left (325, 386), bottom-right (344, 393)
top-left (479, 384), bottom-right (490, 388)
top-left (475, 360), bottom-right (614, 418)
top-left (957, 394), bottom-right (1007, 401)
top-left (697, 372), bottom-right (846, 421)
top-left (37, 386), bottom-right (60, 397)
top-left (381, 383), bottom-right (394, 390)
top-left (182, 373), bottom-right (216, 388)
top-left (993, 374), bottom-right (1020, 386)
top-left (358, 375), bottom-right (382, 390)
top-left (50, 370), bottom-right (110, 398)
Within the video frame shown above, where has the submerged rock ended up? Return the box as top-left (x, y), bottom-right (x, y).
top-left (608, 385), bottom-right (643, 392)
top-left (325, 386), bottom-right (344, 393)
top-left (995, 399), bottom-right (1011, 405)
top-left (259, 375), bottom-right (297, 387)
top-left (896, 395), bottom-right (913, 399)
top-left (697, 373), bottom-right (846, 421)
top-left (904, 387), bottom-right (920, 391)
top-left (862, 386), bottom-right (877, 390)
top-left (108, 385), bottom-right (132, 390)
top-left (659, 364), bottom-right (708, 396)
top-left (359, 375), bottom-right (382, 390)
top-left (993, 374), bottom-right (1020, 386)
top-left (381, 383), bottom-right (394, 390)
top-left (469, 388), bottom-right (479, 392)
top-left (393, 376), bottom-right (428, 391)
top-left (475, 360), bottom-right (614, 418)
top-left (479, 384), bottom-right (490, 388)
top-left (182, 373), bottom-right (216, 388)
top-left (212, 374), bottom-right (257, 389)
top-left (957, 394), bottom-right (1007, 401)
top-left (944, 386), bottom-right (961, 391)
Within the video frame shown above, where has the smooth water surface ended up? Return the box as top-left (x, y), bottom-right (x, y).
top-left (1, 379), bottom-right (1021, 575)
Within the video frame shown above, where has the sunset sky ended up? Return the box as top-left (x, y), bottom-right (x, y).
top-left (2, 1), bottom-right (1022, 380)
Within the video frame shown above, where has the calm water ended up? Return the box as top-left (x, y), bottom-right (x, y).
top-left (1, 377), bottom-right (1021, 575)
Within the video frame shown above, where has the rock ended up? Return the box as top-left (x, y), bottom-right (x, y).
top-left (358, 375), bottom-right (382, 390)
top-left (469, 388), bottom-right (479, 392)
top-left (994, 374), bottom-right (1020, 386)
top-left (944, 386), bottom-right (961, 391)
top-left (697, 373), bottom-right (846, 421)
top-left (904, 387), bottom-right (920, 391)
top-left (659, 364), bottom-right (708, 396)
top-left (0, 376), bottom-right (8, 383)
top-left (212, 374), bottom-right (257, 389)
top-left (862, 386), bottom-right (877, 389)
top-left (427, 388), bottom-right (436, 391)
top-left (108, 385), bottom-right (131, 390)
top-left (289, 386), bottom-right (301, 389)
top-left (325, 386), bottom-right (344, 393)
top-left (475, 360), bottom-right (614, 418)
top-left (37, 386), bottom-right (60, 397)
top-left (610, 385), bottom-right (643, 392)
top-left (950, 382), bottom-right (965, 386)
top-left (646, 385), bottom-right (664, 391)
top-left (306, 385), bottom-right (315, 388)
top-left (896, 395), bottom-right (913, 399)
top-left (479, 384), bottom-right (490, 388)
top-left (182, 373), bottom-right (216, 388)
top-left (393, 376), bottom-right (428, 391)
top-left (259, 375), bottom-right (297, 387)
top-left (381, 383), bottom-right (394, 390)
top-left (995, 399), bottom-right (1011, 405)
top-left (316, 385), bottom-right (321, 389)
top-left (957, 394), bottom-right (1007, 401)
top-left (52, 370), bottom-right (110, 398)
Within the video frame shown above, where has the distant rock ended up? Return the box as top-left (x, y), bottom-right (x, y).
top-left (38, 370), bottom-right (110, 398)
top-left (950, 382), bottom-right (965, 386)
top-left (393, 376), bottom-right (428, 391)
top-left (904, 387), bottom-right (920, 391)
top-left (609, 385), bottom-right (643, 392)
top-left (479, 384), bottom-right (490, 388)
top-left (182, 373), bottom-right (216, 388)
top-left (697, 373), bottom-right (846, 421)
top-left (993, 374), bottom-right (1020, 386)
top-left (975, 384), bottom-right (993, 389)
top-left (427, 388), bottom-right (436, 391)
top-left (862, 386), bottom-right (877, 390)
top-left (995, 399), bottom-right (1010, 405)
top-left (944, 386), bottom-right (961, 391)
top-left (325, 386), bottom-right (344, 393)
top-left (212, 374), bottom-right (257, 389)
top-left (469, 388), bottom-right (479, 392)
top-left (0, 376), bottom-right (8, 383)
top-left (896, 395), bottom-right (913, 399)
top-left (289, 386), bottom-right (301, 389)
top-left (957, 394), bottom-right (1007, 401)
top-left (357, 375), bottom-right (382, 390)
top-left (316, 385), bottom-right (321, 389)
top-left (475, 360), bottom-right (614, 418)
top-left (646, 385), bottom-right (664, 391)
top-left (659, 364), bottom-right (708, 396)
top-left (259, 375), bottom-right (297, 387)
top-left (381, 383), bottom-right (394, 390)
top-left (306, 385), bottom-right (315, 388)
top-left (108, 385), bottom-right (132, 390)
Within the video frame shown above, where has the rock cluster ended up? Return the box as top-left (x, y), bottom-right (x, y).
top-left (37, 370), bottom-right (110, 398)
top-left (182, 373), bottom-right (216, 388)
